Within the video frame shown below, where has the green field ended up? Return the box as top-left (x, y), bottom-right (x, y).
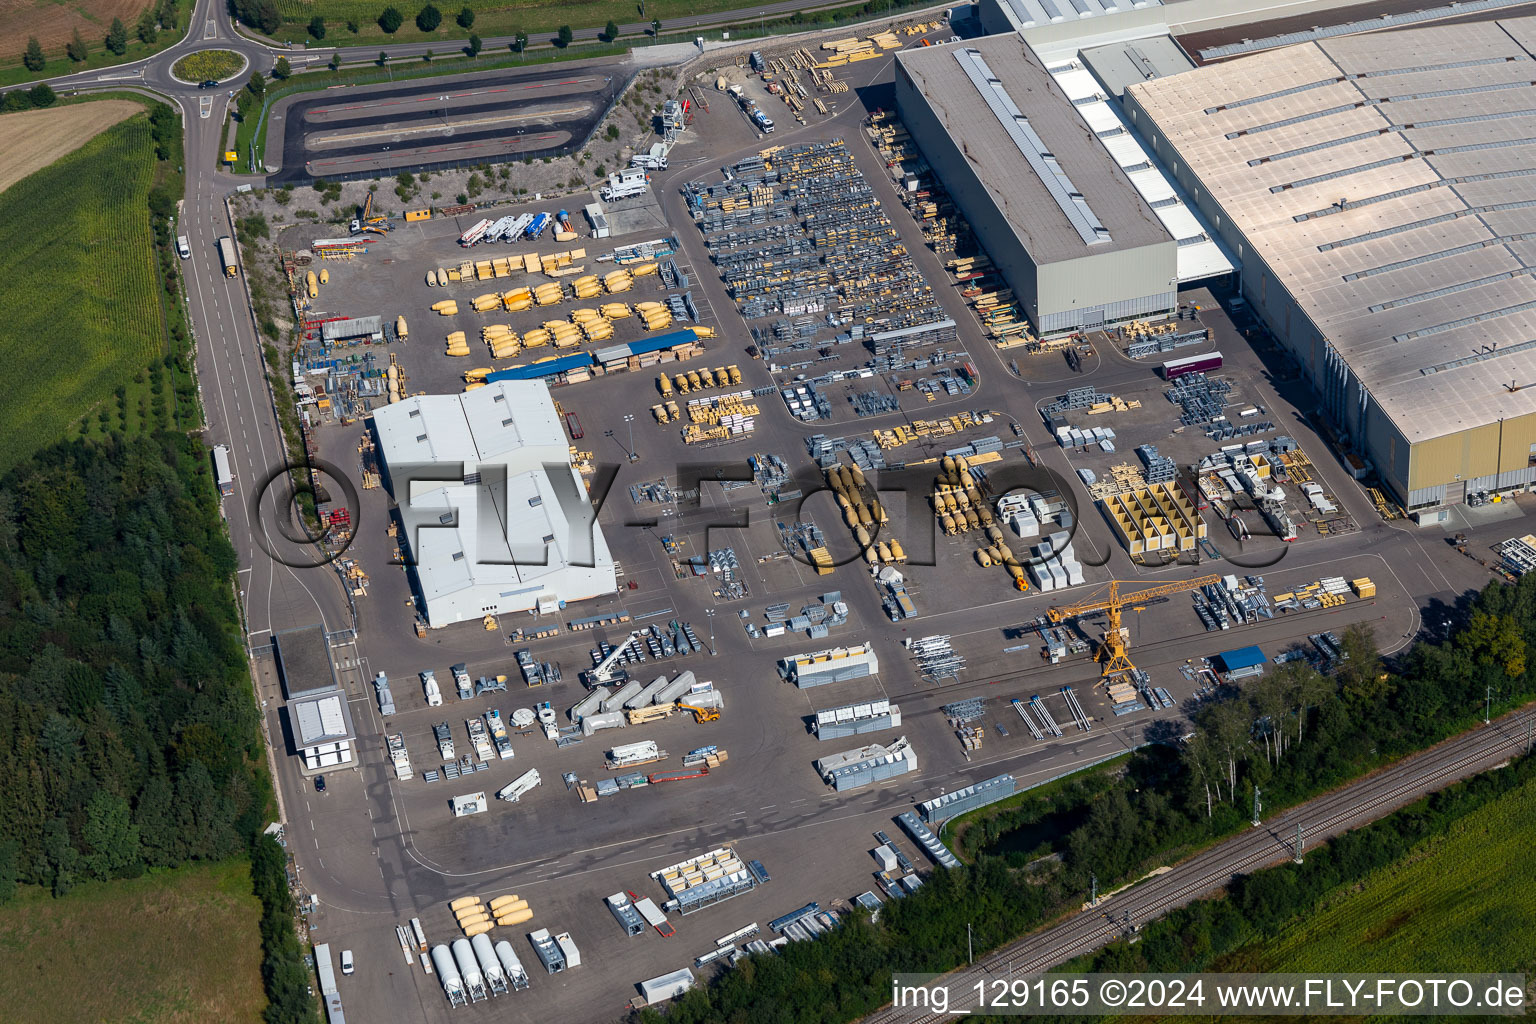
top-left (1221, 773), bottom-right (1536, 974)
top-left (0, 112), bottom-right (169, 470)
top-left (0, 860), bottom-right (267, 1024)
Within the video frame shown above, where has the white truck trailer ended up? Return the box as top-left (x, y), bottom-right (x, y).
top-left (452, 663), bottom-right (474, 701)
top-left (433, 721), bottom-right (455, 760)
top-left (466, 717), bottom-right (494, 761)
top-left (485, 709), bottom-right (513, 758)
top-left (386, 732), bottom-right (412, 780)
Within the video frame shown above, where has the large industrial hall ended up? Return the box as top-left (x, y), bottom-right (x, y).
top-left (1125, 17), bottom-right (1536, 513)
top-left (895, 33), bottom-right (1179, 334)
top-left (372, 380), bottom-right (617, 626)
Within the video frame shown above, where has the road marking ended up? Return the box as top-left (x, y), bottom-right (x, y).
top-left (199, 96), bottom-right (212, 120)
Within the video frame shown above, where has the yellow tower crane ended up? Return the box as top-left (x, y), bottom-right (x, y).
top-left (1046, 574), bottom-right (1223, 684)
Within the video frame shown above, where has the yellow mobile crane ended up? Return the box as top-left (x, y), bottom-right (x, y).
top-left (1047, 575), bottom-right (1223, 684)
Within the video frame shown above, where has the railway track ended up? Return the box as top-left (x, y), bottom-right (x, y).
top-left (864, 709), bottom-right (1533, 1023)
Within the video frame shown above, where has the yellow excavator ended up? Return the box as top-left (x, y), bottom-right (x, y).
top-left (1047, 574), bottom-right (1223, 685)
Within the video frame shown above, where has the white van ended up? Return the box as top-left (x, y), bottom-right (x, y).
top-left (176, 235), bottom-right (191, 259)
top-left (340, 949), bottom-right (354, 975)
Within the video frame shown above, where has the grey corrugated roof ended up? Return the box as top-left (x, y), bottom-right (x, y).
top-left (898, 34), bottom-right (1171, 265)
top-left (1129, 15), bottom-right (1536, 443)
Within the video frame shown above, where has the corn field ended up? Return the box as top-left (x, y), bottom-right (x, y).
top-left (0, 116), bottom-right (163, 470)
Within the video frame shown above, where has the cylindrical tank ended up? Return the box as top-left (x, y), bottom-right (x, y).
top-left (305, 271), bottom-right (318, 298)
top-left (941, 456), bottom-right (956, 477)
top-left (836, 492), bottom-right (852, 511)
top-left (451, 938), bottom-right (484, 994)
top-left (856, 505), bottom-right (873, 528)
top-left (940, 514), bottom-right (956, 535)
top-left (954, 454), bottom-right (970, 473)
top-left (842, 506), bottom-right (859, 529)
top-left (977, 506), bottom-right (994, 528)
top-left (494, 940), bottom-right (525, 983)
top-left (431, 944), bottom-right (464, 999)
top-left (995, 541), bottom-right (1013, 562)
top-left (495, 906), bottom-right (533, 926)
top-left (862, 544), bottom-right (878, 564)
top-left (464, 920), bottom-right (494, 937)
top-left (489, 894), bottom-right (522, 912)
top-left (965, 485), bottom-right (982, 506)
top-left (471, 932), bottom-right (506, 990)
top-left (876, 541), bottom-right (893, 563)
top-left (871, 499), bottom-right (886, 523)
top-left (964, 508), bottom-right (980, 530)
top-left (975, 548), bottom-right (993, 567)
top-left (986, 525), bottom-right (1004, 544)
top-left (838, 466), bottom-right (855, 493)
top-left (946, 492), bottom-right (961, 512)
top-left (1008, 564), bottom-right (1027, 582)
top-left (450, 896), bottom-right (481, 912)
top-left (953, 488), bottom-right (971, 508)
top-left (319, 268), bottom-right (329, 285)
top-left (849, 464), bottom-right (866, 488)
top-left (426, 270), bottom-right (438, 287)
top-left (396, 315), bottom-right (408, 339)
top-left (456, 911), bottom-right (490, 928)
top-left (889, 539), bottom-right (906, 561)
top-left (853, 525), bottom-right (871, 547)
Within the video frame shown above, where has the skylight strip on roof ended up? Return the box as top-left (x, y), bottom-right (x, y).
top-left (953, 48), bottom-right (1111, 246)
top-left (1419, 335), bottom-right (1536, 374)
top-left (1369, 270), bottom-right (1528, 311)
top-left (1392, 296), bottom-right (1536, 342)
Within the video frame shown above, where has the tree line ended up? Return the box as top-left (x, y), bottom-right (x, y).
top-left (635, 574), bottom-right (1536, 1022)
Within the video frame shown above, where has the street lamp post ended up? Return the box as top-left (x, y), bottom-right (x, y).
top-left (624, 413), bottom-right (637, 461)
top-left (706, 608), bottom-right (716, 655)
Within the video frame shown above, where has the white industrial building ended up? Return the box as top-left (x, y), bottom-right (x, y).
top-left (290, 688), bottom-right (356, 772)
top-left (372, 380), bottom-right (616, 627)
top-left (273, 625), bottom-right (357, 773)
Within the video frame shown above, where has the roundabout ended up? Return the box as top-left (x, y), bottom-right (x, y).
top-left (170, 48), bottom-right (247, 84)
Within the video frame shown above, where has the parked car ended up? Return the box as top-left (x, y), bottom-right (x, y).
top-left (340, 949), bottom-right (354, 975)
top-left (314, 775), bottom-right (326, 792)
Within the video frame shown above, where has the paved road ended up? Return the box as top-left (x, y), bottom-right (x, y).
top-left (863, 705), bottom-right (1536, 1023)
top-left (32, 0), bottom-right (954, 97)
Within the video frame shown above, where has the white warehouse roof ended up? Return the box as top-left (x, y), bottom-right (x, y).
top-left (292, 688), bottom-right (355, 747)
top-left (373, 380), bottom-right (616, 627)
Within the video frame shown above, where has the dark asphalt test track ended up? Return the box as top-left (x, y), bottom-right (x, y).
top-left (268, 67), bottom-right (627, 184)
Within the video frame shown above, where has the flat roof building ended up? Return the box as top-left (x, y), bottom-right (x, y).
top-left (274, 624), bottom-right (338, 699)
top-left (372, 379), bottom-right (616, 626)
top-left (289, 687), bottom-right (356, 772)
top-left (896, 34), bottom-right (1178, 334)
top-left (1125, 16), bottom-right (1536, 511)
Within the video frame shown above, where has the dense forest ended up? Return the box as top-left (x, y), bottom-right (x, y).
top-left (0, 434), bottom-right (264, 895)
top-left (640, 576), bottom-right (1536, 1024)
